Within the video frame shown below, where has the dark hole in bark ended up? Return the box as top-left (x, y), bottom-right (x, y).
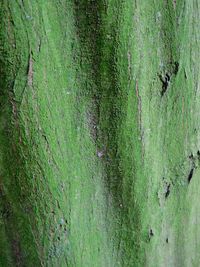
top-left (166, 238), bottom-right (169, 243)
top-left (148, 228), bottom-right (154, 241)
top-left (188, 168), bottom-right (194, 183)
top-left (159, 62), bottom-right (179, 96)
top-left (184, 69), bottom-right (187, 79)
top-left (149, 229), bottom-right (154, 236)
top-left (189, 153), bottom-right (194, 160)
top-left (173, 62), bottom-right (179, 75)
top-left (159, 73), bottom-right (171, 96)
top-left (165, 184), bottom-right (171, 199)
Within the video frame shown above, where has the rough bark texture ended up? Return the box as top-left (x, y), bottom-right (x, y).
top-left (0, 0), bottom-right (200, 266)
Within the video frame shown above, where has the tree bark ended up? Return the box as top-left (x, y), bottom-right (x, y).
top-left (0, 0), bottom-right (200, 266)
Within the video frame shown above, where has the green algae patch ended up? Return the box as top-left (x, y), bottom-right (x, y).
top-left (1, 0), bottom-right (200, 266)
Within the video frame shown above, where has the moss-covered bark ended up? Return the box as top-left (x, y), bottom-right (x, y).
top-left (0, 0), bottom-right (200, 266)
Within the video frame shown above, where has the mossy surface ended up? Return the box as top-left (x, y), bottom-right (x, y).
top-left (0, 1), bottom-right (200, 266)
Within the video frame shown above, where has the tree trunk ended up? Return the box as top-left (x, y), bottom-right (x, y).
top-left (0, 0), bottom-right (199, 266)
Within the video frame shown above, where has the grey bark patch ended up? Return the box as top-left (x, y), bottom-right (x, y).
top-left (173, 0), bottom-right (177, 9)
top-left (12, 236), bottom-right (23, 267)
top-left (97, 150), bottom-right (104, 158)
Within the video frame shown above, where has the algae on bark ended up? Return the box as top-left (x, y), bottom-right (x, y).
top-left (0, 0), bottom-right (200, 266)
